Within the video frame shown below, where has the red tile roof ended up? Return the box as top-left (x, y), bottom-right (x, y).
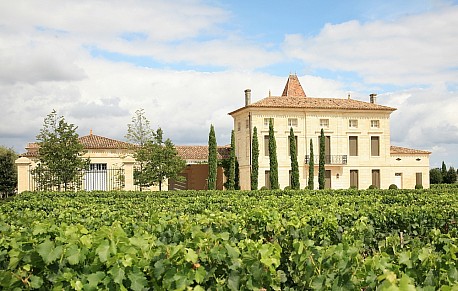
top-left (79, 134), bottom-right (133, 149)
top-left (229, 75), bottom-right (396, 115)
top-left (282, 74), bottom-right (306, 97)
top-left (390, 145), bottom-right (431, 155)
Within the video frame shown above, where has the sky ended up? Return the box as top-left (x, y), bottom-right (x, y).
top-left (0, 0), bottom-right (457, 168)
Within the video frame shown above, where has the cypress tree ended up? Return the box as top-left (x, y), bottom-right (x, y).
top-left (235, 158), bottom-right (240, 190)
top-left (289, 127), bottom-right (300, 189)
top-left (227, 130), bottom-right (236, 190)
top-left (318, 128), bottom-right (325, 189)
top-left (441, 161), bottom-right (447, 180)
top-left (308, 139), bottom-right (314, 190)
top-left (268, 119), bottom-right (279, 189)
top-left (207, 124), bottom-right (217, 190)
top-left (251, 126), bottom-right (259, 190)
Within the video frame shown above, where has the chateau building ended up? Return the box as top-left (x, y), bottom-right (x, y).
top-left (229, 74), bottom-right (431, 190)
top-left (16, 133), bottom-right (229, 192)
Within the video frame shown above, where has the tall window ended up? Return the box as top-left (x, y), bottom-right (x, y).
top-left (245, 119), bottom-right (249, 129)
top-left (288, 118), bottom-right (298, 127)
top-left (264, 118), bottom-right (274, 127)
top-left (288, 136), bottom-right (298, 156)
top-left (416, 173), bottom-right (423, 187)
top-left (371, 120), bottom-right (380, 128)
top-left (264, 135), bottom-right (269, 156)
top-left (372, 169), bottom-right (380, 188)
top-left (320, 119), bottom-right (329, 128)
top-left (237, 122), bottom-right (241, 131)
top-left (265, 170), bottom-right (271, 189)
top-left (349, 119), bottom-right (358, 128)
top-left (350, 170), bottom-right (359, 189)
top-left (349, 136), bottom-right (358, 156)
top-left (371, 136), bottom-right (380, 156)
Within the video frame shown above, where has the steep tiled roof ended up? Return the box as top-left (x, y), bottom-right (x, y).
top-left (176, 145), bottom-right (230, 161)
top-left (282, 74), bottom-right (306, 97)
top-left (229, 96), bottom-right (396, 115)
top-left (79, 134), bottom-right (133, 149)
top-left (390, 146), bottom-right (431, 155)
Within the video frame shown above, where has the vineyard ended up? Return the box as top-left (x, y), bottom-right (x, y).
top-left (1, 188), bottom-right (458, 290)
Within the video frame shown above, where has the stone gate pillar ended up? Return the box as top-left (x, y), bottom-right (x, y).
top-left (15, 157), bottom-right (31, 193)
top-left (123, 156), bottom-right (135, 191)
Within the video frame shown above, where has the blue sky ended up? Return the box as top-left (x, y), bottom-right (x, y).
top-left (0, 0), bottom-right (457, 168)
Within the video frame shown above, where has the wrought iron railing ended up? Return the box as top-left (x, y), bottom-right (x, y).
top-left (304, 155), bottom-right (348, 165)
top-left (29, 168), bottom-right (125, 191)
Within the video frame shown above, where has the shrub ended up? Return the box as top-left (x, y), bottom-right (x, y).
top-left (368, 185), bottom-right (378, 189)
top-left (389, 184), bottom-right (398, 190)
top-left (260, 186), bottom-right (269, 190)
top-left (415, 184), bottom-right (423, 189)
top-left (284, 186), bottom-right (291, 190)
top-left (349, 185), bottom-right (357, 190)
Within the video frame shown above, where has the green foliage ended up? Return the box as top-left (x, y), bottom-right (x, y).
top-left (0, 146), bottom-right (17, 197)
top-left (227, 130), bottom-right (236, 190)
top-left (268, 119), bottom-right (279, 189)
top-left (430, 168), bottom-right (443, 184)
top-left (2, 189), bottom-right (458, 289)
top-left (368, 185), bottom-right (378, 189)
top-left (389, 184), bottom-right (398, 190)
top-left (207, 125), bottom-right (217, 190)
top-left (133, 128), bottom-right (185, 191)
top-left (441, 161), bottom-right (447, 178)
top-left (125, 108), bottom-right (154, 147)
top-left (234, 158), bottom-right (240, 190)
top-left (415, 184), bottom-right (424, 189)
top-left (318, 128), bottom-right (325, 190)
top-left (251, 127), bottom-right (259, 190)
top-left (34, 110), bottom-right (89, 191)
top-left (308, 139), bottom-right (314, 190)
top-left (444, 166), bottom-right (457, 184)
top-left (289, 128), bottom-right (300, 190)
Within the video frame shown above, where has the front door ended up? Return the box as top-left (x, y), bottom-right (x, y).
top-left (325, 170), bottom-right (331, 189)
top-left (394, 173), bottom-right (402, 189)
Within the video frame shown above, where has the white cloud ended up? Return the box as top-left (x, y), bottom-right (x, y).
top-left (283, 6), bottom-right (458, 85)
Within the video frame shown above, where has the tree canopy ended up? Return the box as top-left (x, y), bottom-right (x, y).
top-left (0, 146), bottom-right (17, 197)
top-left (268, 119), bottom-right (279, 189)
top-left (289, 127), bottom-right (300, 190)
top-left (34, 110), bottom-right (89, 191)
top-left (251, 126), bottom-right (259, 190)
top-left (133, 128), bottom-right (185, 191)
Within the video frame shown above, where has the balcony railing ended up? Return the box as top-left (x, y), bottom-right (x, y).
top-left (304, 155), bottom-right (348, 165)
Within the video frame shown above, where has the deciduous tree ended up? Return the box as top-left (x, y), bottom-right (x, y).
top-left (134, 128), bottom-right (185, 191)
top-left (34, 110), bottom-right (89, 191)
top-left (429, 168), bottom-right (442, 184)
top-left (0, 146), bottom-right (17, 197)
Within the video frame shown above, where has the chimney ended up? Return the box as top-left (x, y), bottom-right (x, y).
top-left (244, 89), bottom-right (251, 106)
top-left (370, 93), bottom-right (377, 104)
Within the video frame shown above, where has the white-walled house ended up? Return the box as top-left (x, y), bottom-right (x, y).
top-left (229, 74), bottom-right (431, 190)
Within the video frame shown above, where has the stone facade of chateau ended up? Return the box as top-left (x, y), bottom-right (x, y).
top-left (229, 75), bottom-right (431, 190)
